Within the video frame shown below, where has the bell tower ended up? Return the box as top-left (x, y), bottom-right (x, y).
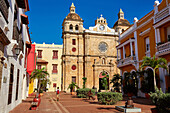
top-left (62, 3), bottom-right (84, 92)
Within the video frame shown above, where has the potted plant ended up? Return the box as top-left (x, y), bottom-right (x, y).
top-left (67, 82), bottom-right (78, 95)
top-left (82, 77), bottom-right (87, 89)
top-left (31, 68), bottom-right (50, 106)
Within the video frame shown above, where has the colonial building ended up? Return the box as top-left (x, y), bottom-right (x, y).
top-left (0, 0), bottom-right (31, 112)
top-left (35, 43), bottom-right (63, 92)
top-left (116, 0), bottom-right (170, 97)
top-left (62, 3), bottom-right (130, 92)
top-left (27, 44), bottom-right (36, 96)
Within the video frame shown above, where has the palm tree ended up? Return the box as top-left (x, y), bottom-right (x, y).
top-left (141, 55), bottom-right (167, 90)
top-left (31, 67), bottom-right (49, 96)
top-left (110, 74), bottom-right (122, 92)
top-left (67, 82), bottom-right (78, 93)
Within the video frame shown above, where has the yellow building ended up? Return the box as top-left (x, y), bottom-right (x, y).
top-left (116, 0), bottom-right (170, 97)
top-left (62, 3), bottom-right (130, 92)
top-left (35, 43), bottom-right (63, 91)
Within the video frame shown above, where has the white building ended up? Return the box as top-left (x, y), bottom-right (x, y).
top-left (0, 0), bottom-right (31, 112)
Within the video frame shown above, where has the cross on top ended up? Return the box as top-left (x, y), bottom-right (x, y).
top-left (100, 14), bottom-right (103, 17)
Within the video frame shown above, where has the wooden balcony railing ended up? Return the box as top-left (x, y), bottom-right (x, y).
top-left (156, 41), bottom-right (170, 56)
top-left (117, 56), bottom-right (137, 67)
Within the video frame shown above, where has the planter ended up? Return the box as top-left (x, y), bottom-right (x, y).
top-left (127, 93), bottom-right (133, 97)
top-left (71, 92), bottom-right (75, 95)
top-left (145, 93), bottom-right (150, 99)
top-left (33, 97), bottom-right (41, 107)
top-left (40, 93), bottom-right (43, 96)
top-left (151, 108), bottom-right (158, 113)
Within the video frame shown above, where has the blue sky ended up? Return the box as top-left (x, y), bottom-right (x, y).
top-left (26, 0), bottom-right (160, 45)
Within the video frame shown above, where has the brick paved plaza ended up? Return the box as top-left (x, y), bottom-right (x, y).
top-left (10, 92), bottom-right (155, 113)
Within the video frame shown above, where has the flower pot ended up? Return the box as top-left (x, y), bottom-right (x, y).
top-left (151, 108), bottom-right (158, 113)
top-left (145, 93), bottom-right (150, 99)
top-left (40, 93), bottom-right (43, 96)
top-left (33, 97), bottom-right (41, 107)
top-left (71, 92), bottom-right (75, 95)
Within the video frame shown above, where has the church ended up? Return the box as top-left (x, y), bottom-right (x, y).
top-left (62, 3), bottom-right (130, 92)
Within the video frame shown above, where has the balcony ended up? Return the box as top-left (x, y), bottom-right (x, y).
top-left (117, 56), bottom-right (137, 68)
top-left (156, 41), bottom-right (170, 56)
top-left (0, 0), bottom-right (9, 23)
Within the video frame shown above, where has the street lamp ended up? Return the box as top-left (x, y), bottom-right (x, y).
top-left (7, 47), bottom-right (21, 58)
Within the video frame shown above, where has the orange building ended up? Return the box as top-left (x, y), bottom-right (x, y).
top-left (116, 0), bottom-right (170, 97)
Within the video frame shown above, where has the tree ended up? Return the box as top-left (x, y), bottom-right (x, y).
top-left (31, 67), bottom-right (50, 96)
top-left (67, 82), bottom-right (78, 92)
top-left (82, 77), bottom-right (87, 88)
top-left (101, 71), bottom-right (109, 90)
top-left (141, 55), bottom-right (167, 90)
top-left (110, 74), bottom-right (122, 92)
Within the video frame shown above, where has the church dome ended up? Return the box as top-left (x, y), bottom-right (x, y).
top-left (113, 19), bottom-right (130, 28)
top-left (65, 13), bottom-right (82, 21)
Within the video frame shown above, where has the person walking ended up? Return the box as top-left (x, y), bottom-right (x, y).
top-left (56, 87), bottom-right (60, 101)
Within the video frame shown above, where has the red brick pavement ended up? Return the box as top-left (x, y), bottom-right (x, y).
top-left (10, 92), bottom-right (155, 113)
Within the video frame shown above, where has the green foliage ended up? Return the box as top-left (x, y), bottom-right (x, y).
top-left (67, 82), bottom-right (78, 92)
top-left (82, 77), bottom-right (87, 88)
top-left (97, 92), bottom-right (122, 105)
top-left (110, 74), bottom-right (122, 92)
top-left (76, 88), bottom-right (95, 98)
top-left (101, 71), bottom-right (109, 90)
top-left (141, 55), bottom-right (168, 89)
top-left (31, 67), bottom-right (49, 94)
top-left (149, 87), bottom-right (170, 113)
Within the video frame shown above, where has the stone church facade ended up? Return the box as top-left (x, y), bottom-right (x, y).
top-left (62, 3), bottom-right (130, 92)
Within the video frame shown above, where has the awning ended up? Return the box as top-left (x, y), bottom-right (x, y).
top-left (21, 14), bottom-right (29, 24)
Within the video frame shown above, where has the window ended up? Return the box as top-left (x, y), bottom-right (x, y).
top-left (75, 25), bottom-right (79, 31)
top-left (53, 50), bottom-right (58, 59)
top-left (37, 65), bottom-right (41, 69)
top-left (8, 64), bottom-right (14, 105)
top-left (72, 47), bottom-right (76, 52)
top-left (72, 39), bottom-right (76, 45)
top-left (15, 69), bottom-right (20, 100)
top-left (37, 50), bottom-right (42, 58)
top-left (72, 76), bottom-right (76, 83)
top-left (52, 64), bottom-right (58, 73)
top-left (145, 37), bottom-right (150, 52)
top-left (0, 0), bottom-right (9, 22)
top-left (72, 65), bottom-right (76, 70)
top-left (70, 24), bottom-right (73, 31)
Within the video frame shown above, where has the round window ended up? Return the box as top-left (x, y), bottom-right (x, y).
top-left (98, 42), bottom-right (108, 52)
top-left (72, 48), bottom-right (76, 52)
top-left (72, 65), bottom-right (76, 70)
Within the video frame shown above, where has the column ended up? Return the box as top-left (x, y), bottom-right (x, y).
top-left (123, 46), bottom-right (125, 59)
top-left (117, 49), bottom-right (119, 60)
top-left (130, 40), bottom-right (133, 56)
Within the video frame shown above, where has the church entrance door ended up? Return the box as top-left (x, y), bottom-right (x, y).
top-left (99, 71), bottom-right (109, 91)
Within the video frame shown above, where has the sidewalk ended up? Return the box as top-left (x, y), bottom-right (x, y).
top-left (10, 92), bottom-right (155, 113)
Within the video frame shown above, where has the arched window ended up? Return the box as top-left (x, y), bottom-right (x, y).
top-left (75, 25), bottom-right (79, 31)
top-left (70, 24), bottom-right (73, 31)
top-left (122, 29), bottom-right (124, 32)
